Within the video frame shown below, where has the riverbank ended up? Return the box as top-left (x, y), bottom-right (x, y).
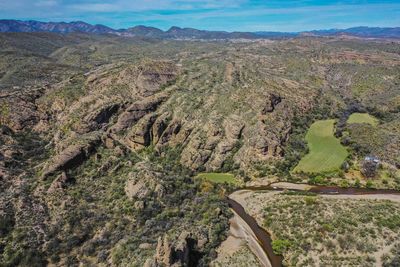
top-left (219, 182), bottom-right (400, 266)
top-left (213, 209), bottom-right (269, 267)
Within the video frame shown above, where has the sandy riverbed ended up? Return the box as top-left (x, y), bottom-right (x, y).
top-left (213, 209), bottom-right (270, 267)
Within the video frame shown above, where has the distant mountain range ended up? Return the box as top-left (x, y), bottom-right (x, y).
top-left (0, 20), bottom-right (115, 34)
top-left (0, 19), bottom-right (399, 39)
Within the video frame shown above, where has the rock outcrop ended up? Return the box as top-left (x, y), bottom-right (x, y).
top-left (148, 232), bottom-right (200, 267)
top-left (42, 133), bottom-right (102, 178)
top-left (47, 171), bottom-right (70, 193)
top-left (152, 112), bottom-right (171, 144)
top-left (124, 166), bottom-right (163, 200)
top-left (126, 114), bottom-right (157, 150)
top-left (262, 93), bottom-right (282, 114)
top-left (110, 93), bottom-right (168, 133)
top-left (157, 120), bottom-right (183, 146)
top-left (125, 179), bottom-right (150, 200)
top-left (0, 87), bottom-right (45, 131)
top-left (81, 103), bottom-right (121, 133)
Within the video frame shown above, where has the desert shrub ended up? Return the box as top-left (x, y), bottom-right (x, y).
top-left (378, 215), bottom-right (400, 230)
top-left (272, 239), bottom-right (292, 255)
top-left (0, 214), bottom-right (14, 237)
top-left (366, 180), bottom-right (374, 188)
top-left (304, 196), bottom-right (318, 205)
top-left (308, 175), bottom-right (326, 185)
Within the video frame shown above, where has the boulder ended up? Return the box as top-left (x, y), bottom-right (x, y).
top-left (139, 243), bottom-right (153, 250)
top-left (125, 180), bottom-right (150, 200)
top-left (180, 122), bottom-right (222, 170)
top-left (104, 137), bottom-right (115, 149)
top-left (47, 172), bottom-right (70, 193)
top-left (134, 200), bottom-right (145, 210)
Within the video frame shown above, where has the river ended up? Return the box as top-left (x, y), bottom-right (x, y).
top-left (227, 182), bottom-right (400, 267)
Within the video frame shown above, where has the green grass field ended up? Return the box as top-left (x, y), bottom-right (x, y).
top-left (294, 119), bottom-right (348, 173)
top-left (347, 113), bottom-right (378, 126)
top-left (196, 172), bottom-right (238, 184)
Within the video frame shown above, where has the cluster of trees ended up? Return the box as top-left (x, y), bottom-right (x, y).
top-left (273, 98), bottom-right (334, 179)
top-left (334, 100), bottom-right (365, 138)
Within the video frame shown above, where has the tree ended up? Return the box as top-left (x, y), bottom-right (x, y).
top-left (361, 157), bottom-right (379, 178)
top-left (272, 239), bottom-right (292, 255)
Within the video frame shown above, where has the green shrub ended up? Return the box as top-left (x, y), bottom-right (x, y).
top-left (304, 196), bottom-right (318, 205)
top-left (0, 214), bottom-right (14, 236)
top-left (272, 239), bottom-right (292, 255)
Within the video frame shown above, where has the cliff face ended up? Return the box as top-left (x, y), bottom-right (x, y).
top-left (1, 33), bottom-right (399, 266)
top-left (2, 49), bottom-right (317, 177)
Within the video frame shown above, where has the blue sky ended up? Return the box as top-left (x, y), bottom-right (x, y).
top-left (0, 0), bottom-right (399, 31)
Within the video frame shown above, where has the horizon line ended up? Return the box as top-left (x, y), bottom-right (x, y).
top-left (1, 18), bottom-right (400, 33)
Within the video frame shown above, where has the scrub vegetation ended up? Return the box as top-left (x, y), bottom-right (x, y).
top-left (259, 192), bottom-right (400, 266)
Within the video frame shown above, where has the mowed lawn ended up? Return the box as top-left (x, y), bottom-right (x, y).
top-left (347, 113), bottom-right (378, 126)
top-left (294, 119), bottom-right (348, 173)
top-left (196, 172), bottom-right (238, 184)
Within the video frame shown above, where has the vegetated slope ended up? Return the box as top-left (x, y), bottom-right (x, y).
top-left (0, 32), bottom-right (104, 90)
top-left (0, 33), bottom-right (399, 265)
top-left (294, 120), bottom-right (348, 173)
top-left (345, 113), bottom-right (400, 167)
top-left (239, 190), bottom-right (400, 266)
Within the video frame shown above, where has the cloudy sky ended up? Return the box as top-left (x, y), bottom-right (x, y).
top-left (1, 0), bottom-right (399, 31)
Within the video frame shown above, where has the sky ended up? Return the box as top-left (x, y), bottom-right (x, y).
top-left (0, 0), bottom-right (399, 32)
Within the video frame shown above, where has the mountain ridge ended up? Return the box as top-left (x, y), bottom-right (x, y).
top-left (0, 19), bottom-right (399, 39)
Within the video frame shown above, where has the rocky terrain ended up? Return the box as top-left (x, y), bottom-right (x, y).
top-left (0, 32), bottom-right (399, 266)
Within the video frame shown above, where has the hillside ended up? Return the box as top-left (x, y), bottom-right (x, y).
top-left (0, 33), bottom-right (399, 266)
